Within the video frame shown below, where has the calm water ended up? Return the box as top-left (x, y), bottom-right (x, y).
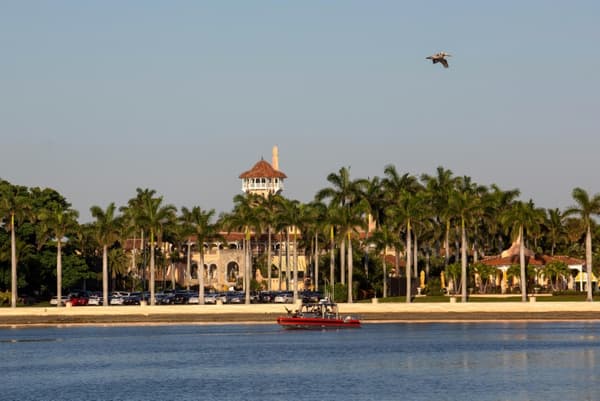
top-left (1, 322), bottom-right (600, 401)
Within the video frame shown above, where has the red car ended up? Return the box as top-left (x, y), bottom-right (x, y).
top-left (68, 292), bottom-right (89, 306)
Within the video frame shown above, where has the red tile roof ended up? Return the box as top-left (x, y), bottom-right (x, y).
top-left (480, 255), bottom-right (543, 266)
top-left (539, 255), bottom-right (585, 266)
top-left (239, 159), bottom-right (287, 179)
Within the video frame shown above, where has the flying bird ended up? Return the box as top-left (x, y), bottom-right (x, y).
top-left (426, 52), bottom-right (451, 68)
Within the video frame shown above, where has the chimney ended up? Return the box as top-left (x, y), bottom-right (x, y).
top-left (272, 145), bottom-right (279, 171)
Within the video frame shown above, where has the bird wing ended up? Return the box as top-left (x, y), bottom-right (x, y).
top-left (440, 59), bottom-right (449, 68)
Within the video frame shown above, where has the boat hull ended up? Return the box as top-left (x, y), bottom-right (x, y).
top-left (277, 316), bottom-right (361, 329)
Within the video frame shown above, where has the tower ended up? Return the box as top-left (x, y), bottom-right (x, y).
top-left (239, 146), bottom-right (287, 197)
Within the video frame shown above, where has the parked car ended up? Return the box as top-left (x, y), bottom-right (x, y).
top-left (225, 291), bottom-right (245, 304)
top-left (273, 292), bottom-right (293, 304)
top-left (87, 292), bottom-right (103, 306)
top-left (123, 292), bottom-right (142, 305)
top-left (204, 293), bottom-right (216, 304)
top-left (109, 292), bottom-right (130, 305)
top-left (68, 291), bottom-right (89, 306)
top-left (172, 291), bottom-right (192, 304)
top-left (188, 294), bottom-right (199, 304)
top-left (50, 296), bottom-right (69, 306)
top-left (301, 291), bottom-right (322, 304)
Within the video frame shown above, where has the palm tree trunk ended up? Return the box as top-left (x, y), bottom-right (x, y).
top-left (340, 238), bottom-right (346, 285)
top-left (199, 249), bottom-right (205, 305)
top-left (413, 233), bottom-right (418, 278)
top-left (314, 232), bottom-right (319, 291)
top-left (103, 244), bottom-right (109, 306)
top-left (461, 219), bottom-right (468, 303)
top-left (267, 226), bottom-right (272, 292)
top-left (519, 225), bottom-right (527, 302)
top-left (285, 230), bottom-right (290, 291)
top-left (382, 250), bottom-right (387, 298)
top-left (329, 227), bottom-right (335, 299)
top-left (186, 241), bottom-right (191, 290)
top-left (57, 240), bottom-right (62, 308)
top-left (406, 221), bottom-right (412, 303)
top-left (293, 227), bottom-right (298, 304)
top-left (278, 232), bottom-right (283, 291)
top-left (444, 221), bottom-right (450, 267)
top-left (150, 231), bottom-right (156, 306)
top-left (10, 214), bottom-right (17, 308)
top-left (586, 225), bottom-right (593, 302)
top-left (347, 232), bottom-right (353, 303)
top-left (293, 230), bottom-right (298, 303)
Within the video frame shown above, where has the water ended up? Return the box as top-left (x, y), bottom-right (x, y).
top-left (1, 322), bottom-right (600, 401)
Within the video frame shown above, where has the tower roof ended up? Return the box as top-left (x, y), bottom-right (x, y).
top-left (239, 159), bottom-right (287, 179)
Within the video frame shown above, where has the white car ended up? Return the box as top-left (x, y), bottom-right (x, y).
top-left (109, 292), bottom-right (130, 305)
top-left (50, 296), bottom-right (69, 306)
top-left (88, 295), bottom-right (103, 306)
top-left (273, 292), bottom-right (293, 304)
top-left (188, 294), bottom-right (199, 304)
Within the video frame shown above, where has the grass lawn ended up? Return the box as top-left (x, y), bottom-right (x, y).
top-left (369, 294), bottom-right (591, 303)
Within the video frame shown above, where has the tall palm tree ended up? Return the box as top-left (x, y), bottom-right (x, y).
top-left (370, 224), bottom-right (400, 298)
top-left (421, 167), bottom-right (458, 267)
top-left (256, 193), bottom-right (283, 291)
top-left (317, 166), bottom-right (364, 288)
top-left (0, 181), bottom-right (31, 308)
top-left (330, 202), bottom-right (366, 303)
top-left (449, 177), bottom-right (484, 302)
top-left (501, 200), bottom-right (545, 302)
top-left (183, 206), bottom-right (219, 305)
top-left (132, 190), bottom-right (177, 305)
top-left (90, 203), bottom-right (122, 306)
top-left (383, 165), bottom-right (421, 303)
top-left (224, 194), bottom-right (261, 304)
top-left (564, 187), bottom-right (600, 302)
top-left (278, 198), bottom-right (304, 303)
top-left (38, 202), bottom-right (80, 307)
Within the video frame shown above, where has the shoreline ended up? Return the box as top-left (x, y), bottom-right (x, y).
top-left (2, 302), bottom-right (600, 328)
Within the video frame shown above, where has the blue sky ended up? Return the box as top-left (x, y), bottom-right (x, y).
top-left (1, 1), bottom-right (599, 222)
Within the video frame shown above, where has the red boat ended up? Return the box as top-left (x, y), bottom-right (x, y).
top-left (276, 299), bottom-right (361, 329)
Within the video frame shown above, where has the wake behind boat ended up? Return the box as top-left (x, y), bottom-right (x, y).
top-left (276, 299), bottom-right (361, 329)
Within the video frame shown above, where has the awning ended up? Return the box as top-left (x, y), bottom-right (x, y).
top-left (574, 272), bottom-right (598, 282)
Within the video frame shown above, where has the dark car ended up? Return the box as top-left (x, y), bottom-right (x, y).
top-left (172, 291), bottom-right (192, 304)
top-left (301, 291), bottom-right (322, 304)
top-left (68, 291), bottom-right (89, 306)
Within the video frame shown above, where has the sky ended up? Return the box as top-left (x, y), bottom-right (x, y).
top-left (1, 1), bottom-right (599, 222)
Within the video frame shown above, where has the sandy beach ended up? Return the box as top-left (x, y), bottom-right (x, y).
top-left (2, 301), bottom-right (600, 327)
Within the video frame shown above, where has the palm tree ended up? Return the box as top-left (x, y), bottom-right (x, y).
top-left (224, 194), bottom-right (261, 303)
top-left (90, 203), bottom-right (122, 306)
top-left (370, 224), bottom-right (400, 298)
top-left (501, 200), bottom-right (545, 302)
top-left (421, 167), bottom-right (458, 267)
top-left (330, 202), bottom-right (366, 303)
top-left (255, 193), bottom-right (283, 291)
top-left (564, 187), bottom-right (600, 301)
top-left (316, 166), bottom-right (364, 288)
top-left (544, 208), bottom-right (567, 256)
top-left (383, 165), bottom-right (421, 303)
top-left (544, 260), bottom-right (569, 291)
top-left (132, 190), bottom-right (176, 305)
top-left (278, 198), bottom-right (304, 303)
top-left (182, 206), bottom-right (219, 305)
top-left (0, 181), bottom-right (31, 308)
top-left (449, 177), bottom-right (484, 302)
top-left (38, 202), bottom-right (80, 307)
